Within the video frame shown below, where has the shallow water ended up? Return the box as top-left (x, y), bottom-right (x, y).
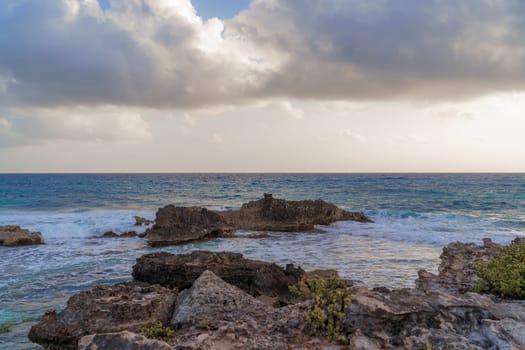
top-left (1, 173), bottom-right (524, 348)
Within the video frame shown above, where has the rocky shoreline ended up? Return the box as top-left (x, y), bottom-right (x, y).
top-left (28, 238), bottom-right (525, 349)
top-left (0, 225), bottom-right (44, 247)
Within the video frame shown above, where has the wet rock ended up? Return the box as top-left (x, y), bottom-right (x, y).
top-left (78, 331), bottom-right (172, 350)
top-left (220, 193), bottom-right (372, 232)
top-left (132, 251), bottom-right (304, 305)
top-left (101, 231), bottom-right (118, 238)
top-left (145, 206), bottom-right (227, 247)
top-left (28, 282), bottom-right (177, 349)
top-left (134, 216), bottom-right (153, 226)
top-left (0, 225), bottom-right (44, 247)
top-left (145, 194), bottom-right (372, 246)
top-left (119, 231), bottom-right (138, 238)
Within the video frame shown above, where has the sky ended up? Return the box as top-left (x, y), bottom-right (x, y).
top-left (0, 0), bottom-right (525, 173)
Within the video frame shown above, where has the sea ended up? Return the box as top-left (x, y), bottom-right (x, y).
top-left (1, 173), bottom-right (525, 349)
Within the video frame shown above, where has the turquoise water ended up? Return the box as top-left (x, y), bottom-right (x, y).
top-left (1, 173), bottom-right (525, 349)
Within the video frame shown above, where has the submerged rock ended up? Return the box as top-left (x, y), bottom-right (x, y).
top-left (132, 251), bottom-right (304, 305)
top-left (145, 194), bottom-right (372, 246)
top-left (28, 282), bottom-right (176, 350)
top-left (0, 225), bottom-right (44, 247)
top-left (101, 231), bottom-right (119, 238)
top-left (119, 231), bottom-right (138, 238)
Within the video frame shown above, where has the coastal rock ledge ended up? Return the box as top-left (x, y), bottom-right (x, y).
top-left (145, 193), bottom-right (372, 246)
top-left (0, 225), bottom-right (44, 247)
top-left (29, 239), bottom-right (525, 349)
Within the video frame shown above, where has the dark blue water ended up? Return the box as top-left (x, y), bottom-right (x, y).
top-left (1, 173), bottom-right (524, 349)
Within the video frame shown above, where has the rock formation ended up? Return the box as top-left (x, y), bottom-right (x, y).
top-left (145, 194), bottom-right (372, 246)
top-left (145, 207), bottom-right (228, 247)
top-left (78, 331), bottom-right (172, 350)
top-left (134, 216), bottom-right (153, 226)
top-left (0, 225), bottom-right (44, 247)
top-left (29, 238), bottom-right (525, 350)
top-left (132, 251), bottom-right (304, 305)
top-left (28, 282), bottom-right (176, 349)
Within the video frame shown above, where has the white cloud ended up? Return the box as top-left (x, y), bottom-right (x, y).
top-left (278, 101), bottom-right (303, 120)
top-left (340, 128), bottom-right (366, 143)
top-left (212, 133), bottom-right (223, 143)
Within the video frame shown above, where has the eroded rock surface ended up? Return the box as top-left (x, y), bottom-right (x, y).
top-left (145, 206), bottom-right (227, 247)
top-left (28, 282), bottom-right (177, 350)
top-left (145, 194), bottom-right (371, 246)
top-left (134, 216), bottom-right (154, 226)
top-left (78, 331), bottom-right (172, 350)
top-left (0, 225), bottom-right (44, 247)
top-left (132, 251), bottom-right (304, 305)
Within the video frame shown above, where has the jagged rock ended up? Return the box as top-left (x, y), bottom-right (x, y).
top-left (220, 193), bottom-right (372, 232)
top-left (119, 231), bottom-right (138, 238)
top-left (101, 231), bottom-right (118, 238)
top-left (78, 331), bottom-right (172, 350)
top-left (171, 271), bottom-right (319, 349)
top-left (132, 251), bottom-right (304, 305)
top-left (145, 206), bottom-right (227, 247)
top-left (345, 284), bottom-right (525, 349)
top-left (172, 270), bottom-right (272, 326)
top-left (416, 238), bottom-right (506, 294)
top-left (0, 225), bottom-right (44, 246)
top-left (28, 282), bottom-right (177, 350)
top-left (134, 216), bottom-right (153, 226)
top-left (145, 194), bottom-right (372, 246)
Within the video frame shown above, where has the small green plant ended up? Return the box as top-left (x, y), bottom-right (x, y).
top-left (198, 319), bottom-right (218, 331)
top-left (290, 273), bottom-right (351, 343)
top-left (140, 319), bottom-right (176, 344)
top-left (0, 322), bottom-right (14, 334)
top-left (474, 239), bottom-right (525, 299)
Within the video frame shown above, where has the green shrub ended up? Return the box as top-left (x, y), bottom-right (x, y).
top-left (290, 273), bottom-right (351, 343)
top-left (140, 319), bottom-right (176, 344)
top-left (198, 319), bottom-right (218, 331)
top-left (474, 239), bottom-right (525, 299)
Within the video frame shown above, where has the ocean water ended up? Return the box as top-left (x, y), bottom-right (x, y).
top-left (1, 173), bottom-right (525, 349)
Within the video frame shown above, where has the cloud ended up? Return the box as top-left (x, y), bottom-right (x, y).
top-left (277, 101), bottom-right (303, 120)
top-left (0, 106), bottom-right (151, 147)
top-left (340, 128), bottom-right (366, 143)
top-left (0, 0), bottom-right (524, 111)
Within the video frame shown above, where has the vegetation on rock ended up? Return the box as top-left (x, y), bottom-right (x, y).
top-left (290, 273), bottom-right (351, 343)
top-left (474, 239), bottom-right (525, 299)
top-left (198, 319), bottom-right (218, 331)
top-left (140, 320), bottom-right (176, 344)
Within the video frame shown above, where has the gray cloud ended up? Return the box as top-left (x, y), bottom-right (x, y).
top-left (0, 0), bottom-right (524, 110)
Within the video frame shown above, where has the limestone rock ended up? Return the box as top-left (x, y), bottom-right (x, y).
top-left (132, 251), bottom-right (304, 305)
top-left (28, 282), bottom-right (177, 349)
top-left (145, 206), bottom-right (227, 247)
top-left (78, 331), bottom-right (172, 350)
top-left (0, 225), bottom-right (44, 247)
top-left (145, 194), bottom-right (372, 246)
top-left (134, 216), bottom-right (154, 226)
top-left (220, 193), bottom-right (372, 232)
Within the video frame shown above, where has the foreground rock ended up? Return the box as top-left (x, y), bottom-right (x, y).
top-left (28, 282), bottom-right (176, 349)
top-left (0, 225), bottom-right (44, 247)
top-left (145, 194), bottom-right (371, 246)
top-left (78, 331), bottom-right (171, 350)
top-left (132, 251), bottom-right (304, 305)
top-left (416, 238), bottom-right (505, 294)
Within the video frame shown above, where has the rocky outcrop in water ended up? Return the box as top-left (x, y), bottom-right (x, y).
top-left (28, 282), bottom-right (176, 349)
top-left (145, 194), bottom-right (372, 246)
top-left (132, 251), bottom-right (305, 305)
top-left (134, 216), bottom-right (153, 226)
top-left (145, 207), bottom-right (228, 247)
top-left (0, 225), bottom-right (44, 247)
